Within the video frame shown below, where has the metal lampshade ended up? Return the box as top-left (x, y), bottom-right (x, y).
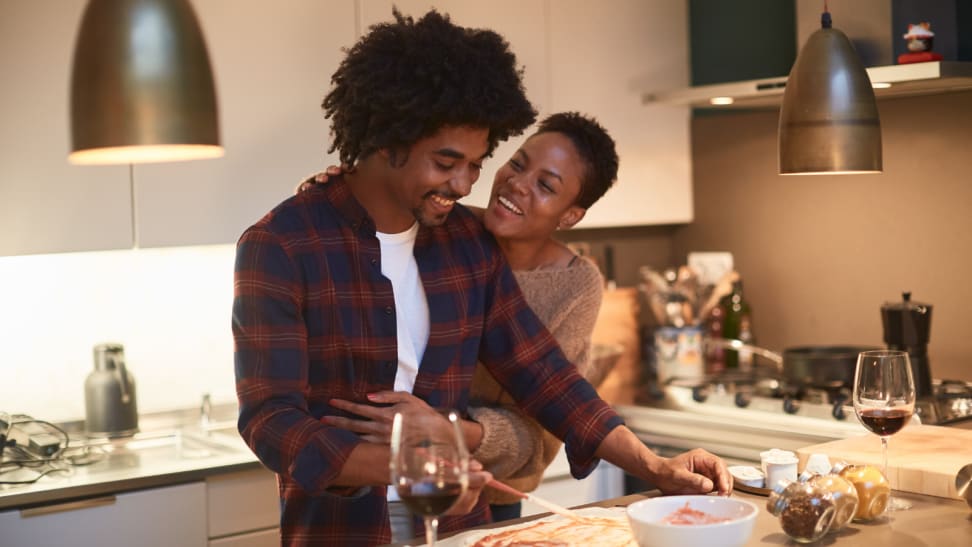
top-left (779, 11), bottom-right (881, 175)
top-left (69, 0), bottom-right (222, 165)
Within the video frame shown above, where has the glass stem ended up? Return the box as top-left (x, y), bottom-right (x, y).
top-left (425, 516), bottom-right (438, 546)
top-left (881, 436), bottom-right (889, 479)
top-left (882, 435), bottom-right (893, 508)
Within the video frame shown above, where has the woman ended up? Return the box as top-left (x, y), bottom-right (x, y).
top-left (317, 111), bottom-right (619, 523)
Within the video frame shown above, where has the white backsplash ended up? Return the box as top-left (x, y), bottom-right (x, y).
top-left (0, 244), bottom-right (238, 422)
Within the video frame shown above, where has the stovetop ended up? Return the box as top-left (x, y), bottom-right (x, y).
top-left (640, 367), bottom-right (972, 427)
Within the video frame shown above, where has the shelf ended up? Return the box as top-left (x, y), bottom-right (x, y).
top-left (643, 61), bottom-right (972, 109)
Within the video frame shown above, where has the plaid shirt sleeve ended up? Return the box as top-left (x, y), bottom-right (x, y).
top-left (233, 221), bottom-right (363, 496)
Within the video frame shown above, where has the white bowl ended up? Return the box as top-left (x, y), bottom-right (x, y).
top-left (626, 495), bottom-right (758, 547)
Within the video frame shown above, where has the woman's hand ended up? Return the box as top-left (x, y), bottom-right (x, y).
top-left (294, 164), bottom-right (346, 194)
top-left (324, 391), bottom-right (437, 444)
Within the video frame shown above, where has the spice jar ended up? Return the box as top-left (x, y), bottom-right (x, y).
top-left (767, 480), bottom-right (836, 543)
top-left (799, 470), bottom-right (859, 532)
top-left (833, 461), bottom-right (890, 521)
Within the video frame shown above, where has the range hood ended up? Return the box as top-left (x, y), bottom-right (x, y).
top-left (644, 61), bottom-right (972, 109)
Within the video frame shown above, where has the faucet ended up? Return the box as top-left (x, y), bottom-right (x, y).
top-left (200, 393), bottom-right (212, 429)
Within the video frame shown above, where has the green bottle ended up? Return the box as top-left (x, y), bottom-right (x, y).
top-left (721, 280), bottom-right (754, 370)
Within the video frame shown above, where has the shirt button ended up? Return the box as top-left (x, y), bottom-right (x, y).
top-left (370, 258), bottom-right (378, 266)
top-left (384, 306), bottom-right (393, 315)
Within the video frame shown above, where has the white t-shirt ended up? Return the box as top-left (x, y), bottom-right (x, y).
top-left (375, 222), bottom-right (429, 393)
top-left (376, 223), bottom-right (429, 502)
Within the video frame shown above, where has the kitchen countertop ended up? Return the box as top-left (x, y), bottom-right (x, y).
top-left (0, 404), bottom-right (262, 511)
top-left (386, 489), bottom-right (972, 546)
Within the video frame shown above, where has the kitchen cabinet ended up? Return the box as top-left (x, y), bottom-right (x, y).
top-left (0, 0), bottom-right (132, 257)
top-left (359, 0), bottom-right (693, 228)
top-left (206, 467), bottom-right (279, 546)
top-left (0, 482), bottom-right (207, 547)
top-left (133, 0), bottom-right (357, 248)
top-left (546, 0), bottom-right (692, 227)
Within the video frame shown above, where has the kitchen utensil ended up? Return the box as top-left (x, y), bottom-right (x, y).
top-left (85, 343), bottom-right (138, 438)
top-left (486, 479), bottom-right (582, 520)
top-left (654, 326), bottom-right (704, 384)
top-left (705, 338), bottom-right (783, 370)
top-left (956, 463), bottom-right (972, 509)
top-left (881, 292), bottom-right (934, 398)
top-left (797, 424), bottom-right (972, 500)
top-left (782, 345), bottom-right (879, 389)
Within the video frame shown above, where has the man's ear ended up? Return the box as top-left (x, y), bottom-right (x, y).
top-left (558, 206), bottom-right (586, 230)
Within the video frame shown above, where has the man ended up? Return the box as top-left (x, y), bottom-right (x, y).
top-left (233, 9), bottom-right (730, 547)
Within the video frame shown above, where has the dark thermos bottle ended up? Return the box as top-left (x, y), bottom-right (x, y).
top-left (85, 343), bottom-right (139, 437)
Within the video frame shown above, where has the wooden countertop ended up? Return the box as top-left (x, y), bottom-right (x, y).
top-left (386, 489), bottom-right (972, 546)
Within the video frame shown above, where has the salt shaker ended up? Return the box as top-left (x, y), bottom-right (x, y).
top-left (767, 480), bottom-right (836, 543)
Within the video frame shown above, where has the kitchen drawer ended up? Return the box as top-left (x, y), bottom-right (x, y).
top-left (209, 527), bottom-right (278, 547)
top-left (206, 468), bottom-right (279, 538)
top-left (0, 481), bottom-right (206, 547)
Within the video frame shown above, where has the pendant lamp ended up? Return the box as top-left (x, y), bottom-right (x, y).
top-left (779, 7), bottom-right (881, 175)
top-left (69, 0), bottom-right (222, 165)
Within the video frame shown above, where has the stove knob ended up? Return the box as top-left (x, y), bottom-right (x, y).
top-left (734, 391), bottom-right (752, 408)
top-left (783, 395), bottom-right (801, 415)
top-left (692, 385), bottom-right (710, 403)
top-left (831, 393), bottom-right (849, 421)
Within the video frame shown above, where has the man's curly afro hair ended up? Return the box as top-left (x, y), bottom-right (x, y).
top-left (535, 112), bottom-right (619, 209)
top-left (322, 9), bottom-right (538, 167)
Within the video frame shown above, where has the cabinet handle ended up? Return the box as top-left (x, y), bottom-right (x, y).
top-left (20, 495), bottom-right (117, 518)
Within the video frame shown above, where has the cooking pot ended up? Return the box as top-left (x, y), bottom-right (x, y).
top-left (782, 345), bottom-right (879, 389)
top-left (705, 339), bottom-right (877, 389)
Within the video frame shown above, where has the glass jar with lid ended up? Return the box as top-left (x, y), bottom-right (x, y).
top-left (798, 470), bottom-right (859, 532)
top-left (766, 479), bottom-right (836, 543)
top-left (833, 461), bottom-right (890, 521)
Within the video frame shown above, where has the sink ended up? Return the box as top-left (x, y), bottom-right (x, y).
top-left (75, 429), bottom-right (241, 463)
top-left (190, 421), bottom-right (249, 451)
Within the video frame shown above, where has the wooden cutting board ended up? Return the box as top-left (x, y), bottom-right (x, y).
top-left (796, 424), bottom-right (972, 500)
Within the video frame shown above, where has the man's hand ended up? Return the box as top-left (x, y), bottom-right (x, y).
top-left (649, 448), bottom-right (733, 496)
top-left (325, 391), bottom-right (437, 444)
top-left (596, 426), bottom-right (733, 497)
top-left (444, 460), bottom-right (493, 516)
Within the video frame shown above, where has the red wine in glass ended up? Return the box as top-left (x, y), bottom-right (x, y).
top-left (398, 479), bottom-right (465, 516)
top-left (390, 410), bottom-right (469, 546)
top-left (858, 408), bottom-right (913, 436)
top-left (853, 350), bottom-right (916, 512)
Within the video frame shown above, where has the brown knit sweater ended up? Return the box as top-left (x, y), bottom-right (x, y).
top-left (468, 256), bottom-right (604, 505)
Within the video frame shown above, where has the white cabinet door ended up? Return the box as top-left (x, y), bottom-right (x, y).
top-left (0, 0), bottom-right (132, 256)
top-left (0, 482), bottom-right (207, 547)
top-left (206, 467), bottom-right (279, 540)
top-left (133, 0), bottom-right (357, 248)
top-left (548, 0), bottom-right (693, 228)
top-left (364, 1), bottom-right (693, 228)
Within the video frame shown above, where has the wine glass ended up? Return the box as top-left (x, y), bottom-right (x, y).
top-left (390, 410), bottom-right (469, 546)
top-left (853, 349), bottom-right (916, 512)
